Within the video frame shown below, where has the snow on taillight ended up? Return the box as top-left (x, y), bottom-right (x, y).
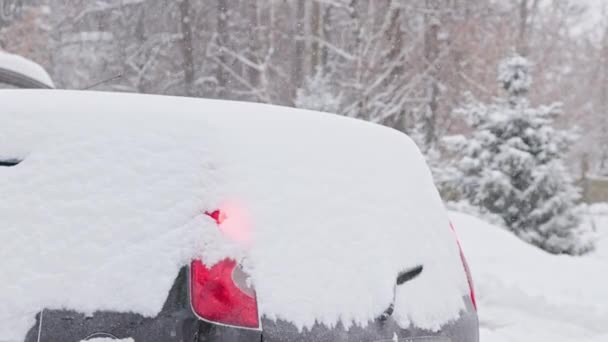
top-left (450, 222), bottom-right (477, 311)
top-left (190, 258), bottom-right (260, 329)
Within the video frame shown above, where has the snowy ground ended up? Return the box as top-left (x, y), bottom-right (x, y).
top-left (450, 207), bottom-right (608, 342)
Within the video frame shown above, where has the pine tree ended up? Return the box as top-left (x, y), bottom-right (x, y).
top-left (445, 54), bottom-right (593, 255)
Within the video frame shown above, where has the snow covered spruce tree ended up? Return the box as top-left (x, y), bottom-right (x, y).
top-left (445, 54), bottom-right (593, 255)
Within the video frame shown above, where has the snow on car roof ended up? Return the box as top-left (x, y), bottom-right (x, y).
top-left (0, 90), bottom-right (469, 340)
top-left (0, 51), bottom-right (54, 88)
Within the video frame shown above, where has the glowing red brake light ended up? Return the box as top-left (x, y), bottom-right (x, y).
top-left (190, 258), bottom-right (260, 329)
top-left (205, 205), bottom-right (252, 245)
top-left (206, 210), bottom-right (226, 225)
top-left (450, 223), bottom-right (477, 311)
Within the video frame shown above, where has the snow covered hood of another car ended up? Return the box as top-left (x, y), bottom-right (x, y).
top-left (0, 90), bottom-right (469, 341)
top-left (0, 51), bottom-right (55, 88)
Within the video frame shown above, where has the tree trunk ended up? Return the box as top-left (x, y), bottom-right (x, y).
top-left (320, 4), bottom-right (331, 70)
top-left (384, 2), bottom-right (406, 130)
top-left (310, 0), bottom-right (321, 74)
top-left (598, 27), bottom-right (608, 175)
top-left (178, 0), bottom-right (195, 96)
top-left (291, 0), bottom-right (305, 100)
top-left (134, 7), bottom-right (146, 93)
top-left (518, 0), bottom-right (529, 56)
top-left (424, 0), bottom-right (441, 150)
top-left (247, 1), bottom-right (260, 90)
top-left (217, 0), bottom-right (229, 98)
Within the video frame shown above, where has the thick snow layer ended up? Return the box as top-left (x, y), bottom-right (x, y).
top-left (0, 51), bottom-right (54, 88)
top-left (0, 90), bottom-right (469, 341)
top-left (450, 210), bottom-right (608, 342)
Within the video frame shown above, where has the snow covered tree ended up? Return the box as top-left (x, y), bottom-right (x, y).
top-left (445, 54), bottom-right (593, 255)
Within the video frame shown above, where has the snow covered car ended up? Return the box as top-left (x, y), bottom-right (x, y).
top-left (0, 51), bottom-right (55, 89)
top-left (0, 90), bottom-right (478, 342)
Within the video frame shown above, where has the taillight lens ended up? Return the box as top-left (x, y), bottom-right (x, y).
top-left (450, 223), bottom-right (477, 311)
top-left (459, 246), bottom-right (477, 311)
top-left (190, 258), bottom-right (260, 329)
top-left (206, 210), bottom-right (226, 225)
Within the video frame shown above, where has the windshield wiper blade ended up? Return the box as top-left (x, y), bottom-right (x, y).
top-left (378, 265), bottom-right (424, 322)
top-left (0, 159), bottom-right (21, 167)
top-left (396, 265), bottom-right (423, 285)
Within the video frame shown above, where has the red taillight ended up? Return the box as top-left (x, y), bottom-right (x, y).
top-left (450, 223), bottom-right (477, 311)
top-left (459, 246), bottom-right (477, 311)
top-left (190, 258), bottom-right (260, 329)
top-left (206, 210), bottom-right (226, 225)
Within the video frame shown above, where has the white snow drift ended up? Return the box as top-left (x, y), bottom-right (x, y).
top-left (0, 90), bottom-right (470, 341)
top-left (450, 210), bottom-right (608, 342)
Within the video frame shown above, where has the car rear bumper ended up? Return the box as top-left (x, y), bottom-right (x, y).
top-left (25, 304), bottom-right (477, 342)
top-left (24, 268), bottom-right (478, 342)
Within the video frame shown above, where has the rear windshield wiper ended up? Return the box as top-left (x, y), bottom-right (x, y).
top-left (396, 265), bottom-right (423, 286)
top-left (0, 159), bottom-right (21, 167)
top-left (378, 265), bottom-right (424, 322)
